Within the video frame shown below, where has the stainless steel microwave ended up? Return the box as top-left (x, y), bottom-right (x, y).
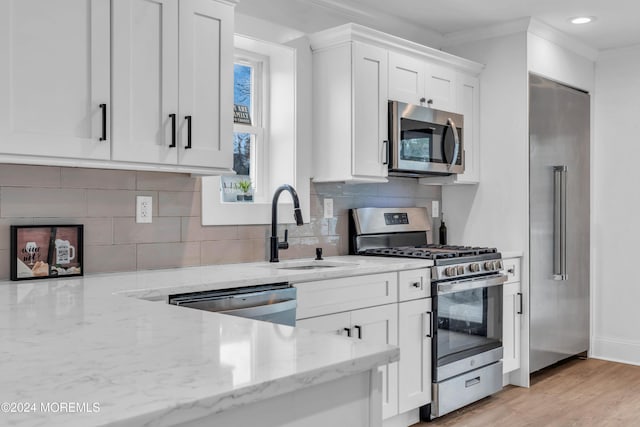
top-left (388, 101), bottom-right (464, 176)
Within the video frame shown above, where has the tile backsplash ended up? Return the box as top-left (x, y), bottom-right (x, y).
top-left (0, 165), bottom-right (441, 279)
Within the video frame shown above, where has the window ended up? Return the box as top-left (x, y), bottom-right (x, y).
top-left (225, 52), bottom-right (268, 202)
top-left (202, 34), bottom-right (309, 226)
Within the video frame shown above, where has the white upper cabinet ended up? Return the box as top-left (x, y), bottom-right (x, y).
top-left (1, 0), bottom-right (233, 173)
top-left (352, 42), bottom-right (389, 180)
top-left (425, 63), bottom-right (457, 112)
top-left (388, 52), bottom-right (425, 106)
top-left (310, 24), bottom-right (482, 184)
top-left (455, 73), bottom-right (480, 183)
top-left (311, 39), bottom-right (388, 183)
top-left (112, 0), bottom-right (233, 170)
top-left (112, 0), bottom-right (179, 165)
top-left (389, 52), bottom-right (457, 112)
top-left (0, 0), bottom-right (110, 160)
top-left (178, 0), bottom-right (233, 169)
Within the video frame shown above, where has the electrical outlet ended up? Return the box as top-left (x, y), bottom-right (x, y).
top-left (136, 196), bottom-right (153, 223)
top-left (431, 200), bottom-right (440, 218)
top-left (323, 198), bottom-right (334, 219)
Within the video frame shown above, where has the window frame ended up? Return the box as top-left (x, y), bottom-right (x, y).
top-left (232, 50), bottom-right (270, 202)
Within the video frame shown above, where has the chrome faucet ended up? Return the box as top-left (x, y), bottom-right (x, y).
top-left (270, 184), bottom-right (304, 262)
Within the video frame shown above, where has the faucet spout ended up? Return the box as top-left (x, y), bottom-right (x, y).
top-left (270, 184), bottom-right (304, 262)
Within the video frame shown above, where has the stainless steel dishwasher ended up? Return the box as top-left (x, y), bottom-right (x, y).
top-left (168, 283), bottom-right (297, 326)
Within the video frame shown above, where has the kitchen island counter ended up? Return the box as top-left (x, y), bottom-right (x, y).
top-left (0, 256), bottom-right (431, 427)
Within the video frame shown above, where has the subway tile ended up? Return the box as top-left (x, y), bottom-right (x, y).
top-left (377, 177), bottom-right (420, 198)
top-left (31, 217), bottom-right (113, 245)
top-left (159, 192), bottom-right (201, 217)
top-left (0, 218), bottom-right (34, 250)
top-left (201, 239), bottom-right (264, 265)
top-left (0, 165), bottom-right (60, 188)
top-left (237, 225), bottom-right (268, 240)
top-left (0, 187), bottom-right (87, 218)
top-left (136, 172), bottom-right (200, 192)
top-left (113, 217), bottom-right (181, 244)
top-left (0, 249), bottom-right (8, 280)
top-left (87, 190), bottom-right (158, 218)
top-left (181, 217), bottom-right (237, 242)
top-left (342, 183), bottom-right (378, 197)
top-left (279, 235), bottom-right (341, 260)
top-left (61, 168), bottom-right (136, 190)
top-left (137, 242), bottom-right (201, 270)
top-left (84, 245), bottom-right (136, 274)
top-left (311, 182), bottom-right (344, 196)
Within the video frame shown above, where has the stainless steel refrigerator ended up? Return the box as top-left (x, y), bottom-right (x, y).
top-left (529, 74), bottom-right (590, 373)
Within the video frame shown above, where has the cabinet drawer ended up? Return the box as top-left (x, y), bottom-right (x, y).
top-left (295, 273), bottom-right (398, 319)
top-left (398, 268), bottom-right (431, 301)
top-left (502, 258), bottom-right (521, 284)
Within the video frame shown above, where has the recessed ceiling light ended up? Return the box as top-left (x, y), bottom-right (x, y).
top-left (569, 16), bottom-right (595, 25)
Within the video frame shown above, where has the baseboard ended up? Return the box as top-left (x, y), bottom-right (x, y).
top-left (591, 336), bottom-right (640, 366)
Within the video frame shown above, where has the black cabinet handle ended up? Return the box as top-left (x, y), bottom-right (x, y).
top-left (382, 140), bottom-right (389, 165)
top-left (517, 292), bottom-right (523, 315)
top-left (343, 327), bottom-right (351, 337)
top-left (169, 114), bottom-right (176, 147)
top-left (354, 325), bottom-right (362, 339)
top-left (184, 115), bottom-right (192, 149)
top-left (99, 104), bottom-right (107, 141)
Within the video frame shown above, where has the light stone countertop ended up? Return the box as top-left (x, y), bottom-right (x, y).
top-left (0, 256), bottom-right (433, 427)
top-left (501, 251), bottom-right (524, 259)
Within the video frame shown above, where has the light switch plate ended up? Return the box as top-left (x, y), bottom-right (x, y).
top-left (136, 196), bottom-right (153, 223)
top-left (323, 198), bottom-right (334, 219)
top-left (431, 200), bottom-right (439, 218)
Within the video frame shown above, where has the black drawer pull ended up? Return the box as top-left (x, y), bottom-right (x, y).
top-left (169, 114), bottom-right (176, 147)
top-left (185, 115), bottom-right (192, 149)
top-left (99, 104), bottom-right (107, 141)
top-left (343, 327), bottom-right (351, 337)
top-left (354, 325), bottom-right (362, 339)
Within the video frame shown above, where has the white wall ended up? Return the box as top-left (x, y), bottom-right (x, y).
top-left (592, 46), bottom-right (640, 365)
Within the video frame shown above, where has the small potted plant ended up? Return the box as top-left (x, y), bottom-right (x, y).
top-left (237, 179), bottom-right (253, 202)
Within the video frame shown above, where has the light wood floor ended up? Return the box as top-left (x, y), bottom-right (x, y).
top-left (412, 358), bottom-right (640, 427)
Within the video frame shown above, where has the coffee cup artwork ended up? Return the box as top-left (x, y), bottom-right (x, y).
top-left (10, 225), bottom-right (84, 281)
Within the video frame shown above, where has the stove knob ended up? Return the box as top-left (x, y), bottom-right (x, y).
top-left (469, 263), bottom-right (480, 273)
top-left (445, 267), bottom-right (457, 277)
top-left (456, 265), bottom-right (465, 275)
top-left (496, 260), bottom-right (504, 270)
top-left (484, 261), bottom-right (494, 271)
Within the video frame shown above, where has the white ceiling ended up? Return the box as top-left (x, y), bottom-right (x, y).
top-left (236, 0), bottom-right (640, 51)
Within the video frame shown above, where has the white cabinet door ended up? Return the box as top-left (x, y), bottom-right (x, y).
top-left (398, 298), bottom-right (432, 413)
top-left (0, 0), bottom-right (110, 160)
top-left (178, 0), bottom-right (234, 169)
top-left (352, 42), bottom-right (388, 179)
top-left (455, 73), bottom-right (480, 183)
top-left (351, 303), bottom-right (398, 419)
top-left (503, 281), bottom-right (522, 373)
top-left (112, 0), bottom-right (179, 165)
top-left (425, 63), bottom-right (457, 112)
top-left (388, 52), bottom-right (425, 105)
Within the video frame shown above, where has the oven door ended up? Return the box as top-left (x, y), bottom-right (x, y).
top-left (433, 275), bottom-right (506, 380)
top-left (389, 101), bottom-right (464, 175)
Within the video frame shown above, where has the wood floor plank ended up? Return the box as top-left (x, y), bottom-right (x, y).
top-left (411, 359), bottom-right (640, 426)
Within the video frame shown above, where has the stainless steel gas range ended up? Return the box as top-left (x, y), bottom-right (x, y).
top-left (349, 207), bottom-right (507, 420)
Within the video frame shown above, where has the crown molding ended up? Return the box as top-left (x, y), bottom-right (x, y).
top-left (527, 18), bottom-right (598, 61)
top-left (309, 23), bottom-right (484, 74)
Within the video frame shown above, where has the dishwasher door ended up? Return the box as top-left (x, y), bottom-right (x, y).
top-left (168, 283), bottom-right (297, 326)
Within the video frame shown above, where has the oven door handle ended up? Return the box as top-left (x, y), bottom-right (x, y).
top-left (447, 117), bottom-right (460, 171)
top-left (437, 274), bottom-right (507, 295)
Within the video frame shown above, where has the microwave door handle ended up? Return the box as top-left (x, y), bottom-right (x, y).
top-left (447, 118), bottom-right (460, 171)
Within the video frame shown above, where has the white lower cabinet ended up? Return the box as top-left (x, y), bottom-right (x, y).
top-left (296, 269), bottom-right (432, 422)
top-left (398, 298), bottom-right (432, 413)
top-left (298, 303), bottom-right (399, 419)
top-left (502, 258), bottom-right (522, 374)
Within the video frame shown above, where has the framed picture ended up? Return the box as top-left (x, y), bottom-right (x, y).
top-left (10, 225), bottom-right (83, 281)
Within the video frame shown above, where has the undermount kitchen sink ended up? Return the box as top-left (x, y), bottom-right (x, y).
top-left (269, 260), bottom-right (358, 271)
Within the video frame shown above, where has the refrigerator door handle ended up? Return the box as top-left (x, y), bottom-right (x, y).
top-left (553, 165), bottom-right (568, 280)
